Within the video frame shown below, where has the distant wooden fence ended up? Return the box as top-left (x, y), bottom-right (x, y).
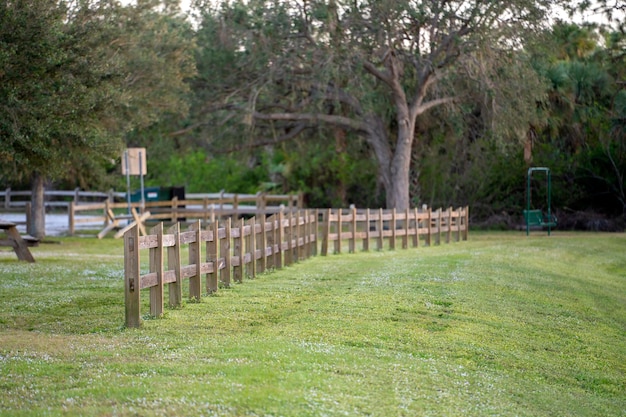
top-left (0, 188), bottom-right (122, 210)
top-left (0, 188), bottom-right (302, 235)
top-left (321, 206), bottom-right (469, 255)
top-left (124, 206), bottom-right (469, 327)
top-left (71, 192), bottom-right (302, 235)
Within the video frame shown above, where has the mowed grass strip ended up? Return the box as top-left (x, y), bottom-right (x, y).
top-left (0, 232), bottom-right (624, 416)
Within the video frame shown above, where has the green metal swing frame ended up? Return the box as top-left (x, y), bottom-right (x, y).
top-left (525, 167), bottom-right (557, 236)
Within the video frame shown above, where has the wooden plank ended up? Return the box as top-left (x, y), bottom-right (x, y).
top-left (167, 223), bottom-right (182, 308)
top-left (412, 208), bottom-right (419, 248)
top-left (206, 220), bottom-right (219, 294)
top-left (97, 208), bottom-right (121, 239)
top-left (265, 215), bottom-right (275, 270)
top-left (124, 225), bottom-right (141, 328)
top-left (349, 206), bottom-right (357, 253)
top-left (276, 212), bottom-right (284, 268)
top-left (188, 221), bottom-right (202, 300)
top-left (233, 217), bottom-right (244, 283)
top-left (377, 208), bottom-right (384, 251)
top-left (248, 217), bottom-right (256, 278)
top-left (321, 209), bottom-right (330, 256)
top-left (426, 207), bottom-right (432, 246)
top-left (258, 215), bottom-right (267, 273)
top-left (220, 217), bottom-right (231, 288)
top-left (114, 211), bottom-right (151, 239)
top-left (149, 223), bottom-right (164, 317)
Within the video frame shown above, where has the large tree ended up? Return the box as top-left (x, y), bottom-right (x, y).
top-left (0, 0), bottom-right (195, 237)
top-left (189, 0), bottom-right (555, 209)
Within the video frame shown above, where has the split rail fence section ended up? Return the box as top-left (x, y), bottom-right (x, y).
top-left (124, 210), bottom-right (318, 328)
top-left (124, 206), bottom-right (468, 327)
top-left (321, 206), bottom-right (469, 255)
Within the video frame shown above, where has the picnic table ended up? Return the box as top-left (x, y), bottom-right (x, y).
top-left (0, 220), bottom-right (38, 262)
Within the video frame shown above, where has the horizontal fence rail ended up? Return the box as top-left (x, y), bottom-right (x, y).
top-left (123, 206), bottom-right (469, 328)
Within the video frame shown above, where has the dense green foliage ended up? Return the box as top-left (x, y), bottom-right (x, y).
top-left (0, 232), bottom-right (624, 415)
top-left (0, 0), bottom-right (195, 187)
top-left (1, 0), bottom-right (624, 227)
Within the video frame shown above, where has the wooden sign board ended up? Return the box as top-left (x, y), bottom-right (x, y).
top-left (121, 148), bottom-right (147, 176)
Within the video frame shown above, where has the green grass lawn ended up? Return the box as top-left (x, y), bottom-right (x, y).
top-left (0, 232), bottom-right (624, 416)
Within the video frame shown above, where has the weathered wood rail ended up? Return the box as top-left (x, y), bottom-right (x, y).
top-left (124, 206), bottom-right (469, 327)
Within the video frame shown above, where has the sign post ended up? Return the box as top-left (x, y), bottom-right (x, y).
top-left (122, 148), bottom-right (147, 216)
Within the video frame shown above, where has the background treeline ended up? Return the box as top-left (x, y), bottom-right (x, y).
top-left (2, 0), bottom-right (625, 234)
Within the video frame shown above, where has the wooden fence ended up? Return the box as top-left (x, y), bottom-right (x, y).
top-left (321, 206), bottom-right (469, 255)
top-left (0, 188), bottom-right (302, 235)
top-left (1, 188), bottom-right (122, 210)
top-left (124, 210), bottom-right (318, 328)
top-left (124, 206), bottom-right (469, 327)
top-left (71, 192), bottom-right (302, 235)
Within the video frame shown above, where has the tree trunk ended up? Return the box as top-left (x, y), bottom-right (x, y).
top-left (389, 122), bottom-right (415, 211)
top-left (364, 112), bottom-right (415, 210)
top-left (28, 172), bottom-right (46, 239)
top-left (364, 115), bottom-right (393, 207)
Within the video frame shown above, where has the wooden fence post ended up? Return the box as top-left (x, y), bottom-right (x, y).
top-left (283, 209), bottom-right (294, 266)
top-left (248, 216), bottom-right (256, 278)
top-left (189, 221), bottom-right (202, 300)
top-left (171, 196), bottom-right (178, 224)
top-left (258, 215), bottom-right (267, 273)
top-left (149, 223), bottom-right (164, 317)
top-left (349, 205), bottom-right (357, 254)
top-left (206, 220), bottom-right (219, 293)
top-left (436, 208), bottom-right (442, 245)
top-left (220, 217), bottom-right (231, 287)
top-left (296, 208), bottom-right (306, 262)
top-left (377, 208), bottom-right (384, 251)
top-left (363, 208), bottom-right (370, 252)
top-left (335, 209), bottom-right (342, 254)
top-left (167, 223), bottom-right (182, 307)
top-left (455, 207), bottom-right (461, 242)
top-left (413, 208), bottom-right (419, 248)
top-left (427, 207), bottom-right (432, 246)
top-left (284, 210), bottom-right (293, 266)
top-left (124, 225), bottom-right (141, 328)
top-left (463, 206), bottom-right (469, 240)
top-left (69, 201), bottom-right (75, 236)
top-left (233, 217), bottom-right (244, 283)
top-left (263, 214), bottom-right (277, 269)
top-left (390, 209), bottom-right (396, 250)
top-left (308, 210), bottom-right (315, 258)
top-left (276, 210), bottom-right (284, 268)
top-left (321, 209), bottom-right (330, 256)
top-left (3, 187), bottom-right (10, 209)
top-left (403, 208), bottom-right (409, 250)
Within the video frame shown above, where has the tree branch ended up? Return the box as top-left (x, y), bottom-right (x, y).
top-left (252, 111), bottom-right (370, 133)
top-left (210, 123), bottom-right (309, 154)
top-left (412, 96), bottom-right (457, 118)
top-left (363, 60), bottom-right (393, 87)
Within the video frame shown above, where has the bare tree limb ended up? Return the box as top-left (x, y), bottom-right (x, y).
top-left (252, 111), bottom-right (370, 133)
